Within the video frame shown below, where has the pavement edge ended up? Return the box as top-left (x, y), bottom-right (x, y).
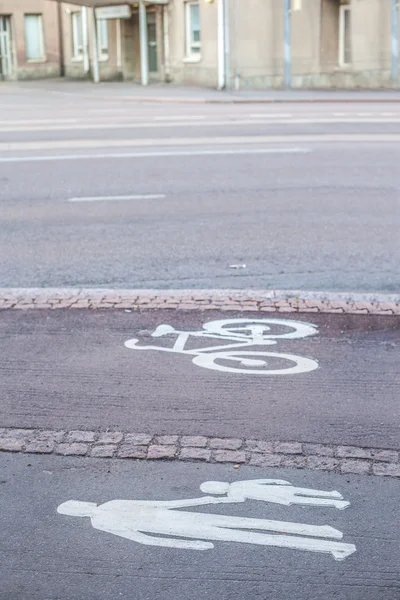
top-left (0, 288), bottom-right (399, 315)
top-left (0, 428), bottom-right (399, 478)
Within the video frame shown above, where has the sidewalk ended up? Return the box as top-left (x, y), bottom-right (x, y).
top-left (4, 79), bottom-right (400, 104)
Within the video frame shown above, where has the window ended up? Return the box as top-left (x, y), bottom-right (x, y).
top-left (71, 11), bottom-right (83, 60)
top-left (24, 14), bottom-right (45, 61)
top-left (339, 5), bottom-right (351, 66)
top-left (97, 19), bottom-right (109, 60)
top-left (185, 2), bottom-right (201, 58)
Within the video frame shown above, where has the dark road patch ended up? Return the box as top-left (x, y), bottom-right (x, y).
top-left (1, 309), bottom-right (398, 449)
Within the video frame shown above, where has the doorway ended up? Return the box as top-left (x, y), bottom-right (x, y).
top-left (147, 13), bottom-right (158, 73)
top-left (0, 15), bottom-right (13, 80)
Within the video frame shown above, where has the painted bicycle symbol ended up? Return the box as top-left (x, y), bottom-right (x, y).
top-left (124, 318), bottom-right (319, 375)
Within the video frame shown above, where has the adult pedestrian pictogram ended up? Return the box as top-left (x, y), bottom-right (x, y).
top-left (57, 479), bottom-right (355, 560)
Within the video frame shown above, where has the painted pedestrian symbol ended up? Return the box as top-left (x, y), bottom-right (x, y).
top-left (124, 318), bottom-right (319, 375)
top-left (57, 479), bottom-right (356, 560)
top-left (200, 479), bottom-right (350, 509)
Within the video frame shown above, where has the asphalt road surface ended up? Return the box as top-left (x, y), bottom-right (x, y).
top-left (1, 84), bottom-right (399, 600)
top-left (2, 453), bottom-right (399, 600)
top-left (0, 84), bottom-right (399, 292)
top-left (1, 309), bottom-right (398, 449)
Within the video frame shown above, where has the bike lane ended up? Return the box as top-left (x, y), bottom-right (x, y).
top-left (0, 308), bottom-right (398, 449)
top-left (1, 307), bottom-right (399, 599)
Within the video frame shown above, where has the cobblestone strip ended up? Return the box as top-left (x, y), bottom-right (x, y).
top-left (0, 288), bottom-right (399, 315)
top-left (0, 428), bottom-right (399, 478)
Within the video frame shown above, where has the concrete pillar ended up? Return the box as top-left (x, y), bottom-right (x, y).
top-left (283, 0), bottom-right (291, 88)
top-left (139, 0), bottom-right (149, 85)
top-left (163, 5), bottom-right (171, 81)
top-left (392, 0), bottom-right (399, 85)
top-left (82, 7), bottom-right (90, 74)
top-left (217, 0), bottom-right (225, 89)
top-left (91, 8), bottom-right (100, 83)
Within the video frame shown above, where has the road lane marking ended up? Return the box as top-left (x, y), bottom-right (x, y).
top-left (57, 479), bottom-right (355, 559)
top-left (2, 132), bottom-right (399, 153)
top-left (154, 115), bottom-right (206, 121)
top-left (125, 318), bottom-right (319, 375)
top-left (2, 116), bottom-right (400, 132)
top-left (0, 118), bottom-right (80, 126)
top-left (68, 194), bottom-right (166, 202)
top-left (0, 147), bottom-right (312, 163)
top-left (250, 113), bottom-right (293, 118)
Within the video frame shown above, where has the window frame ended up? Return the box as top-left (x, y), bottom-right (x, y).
top-left (338, 4), bottom-right (352, 67)
top-left (185, 1), bottom-right (201, 61)
top-left (24, 13), bottom-right (45, 62)
top-left (71, 11), bottom-right (83, 61)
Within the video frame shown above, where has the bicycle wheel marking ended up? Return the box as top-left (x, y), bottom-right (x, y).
top-left (192, 352), bottom-right (318, 375)
top-left (202, 318), bottom-right (318, 340)
top-left (124, 318), bottom-right (319, 376)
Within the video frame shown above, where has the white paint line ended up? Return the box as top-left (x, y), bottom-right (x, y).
top-left (2, 132), bottom-right (400, 152)
top-left (267, 117), bottom-right (400, 124)
top-left (154, 115), bottom-right (206, 121)
top-left (68, 194), bottom-right (166, 202)
top-left (0, 118), bottom-right (255, 132)
top-left (0, 147), bottom-right (312, 163)
top-left (3, 116), bottom-right (400, 132)
top-left (250, 113), bottom-right (293, 118)
top-left (1, 134), bottom-right (308, 151)
top-left (0, 118), bottom-right (79, 126)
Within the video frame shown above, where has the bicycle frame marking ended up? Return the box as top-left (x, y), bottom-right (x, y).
top-left (124, 318), bottom-right (319, 375)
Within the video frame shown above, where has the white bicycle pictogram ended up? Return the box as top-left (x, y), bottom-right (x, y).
top-left (124, 318), bottom-right (319, 375)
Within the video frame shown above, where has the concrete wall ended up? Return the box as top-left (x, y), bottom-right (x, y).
top-left (226, 0), bottom-right (399, 89)
top-left (0, 0), bottom-right (60, 79)
top-left (229, 0), bottom-right (283, 88)
top-left (349, 0), bottom-right (392, 87)
top-left (317, 0), bottom-right (394, 88)
top-left (168, 0), bottom-right (218, 87)
top-left (120, 14), bottom-right (137, 80)
top-left (320, 0), bottom-right (340, 72)
top-left (228, 0), bottom-right (320, 88)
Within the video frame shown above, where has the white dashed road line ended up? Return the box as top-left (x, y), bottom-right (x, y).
top-left (68, 194), bottom-right (166, 202)
top-left (0, 147), bottom-right (312, 163)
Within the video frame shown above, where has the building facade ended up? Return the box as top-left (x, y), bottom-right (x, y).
top-left (0, 0), bottom-right (61, 80)
top-left (0, 0), bottom-right (399, 88)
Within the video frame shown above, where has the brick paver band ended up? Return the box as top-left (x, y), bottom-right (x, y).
top-left (0, 288), bottom-right (399, 315)
top-left (0, 428), bottom-right (398, 478)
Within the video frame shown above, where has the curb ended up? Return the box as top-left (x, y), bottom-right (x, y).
top-left (0, 288), bottom-right (399, 316)
top-left (5, 84), bottom-right (400, 105)
top-left (123, 96), bottom-right (400, 105)
top-left (0, 428), bottom-right (398, 478)
top-left (74, 95), bottom-right (400, 106)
